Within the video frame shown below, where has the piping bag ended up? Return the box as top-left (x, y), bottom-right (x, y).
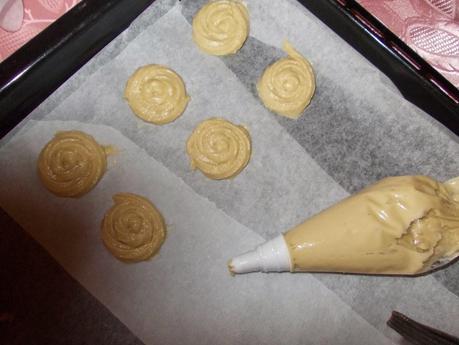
top-left (229, 176), bottom-right (459, 275)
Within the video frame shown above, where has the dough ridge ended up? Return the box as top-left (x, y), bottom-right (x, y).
top-left (37, 130), bottom-right (108, 198)
top-left (192, 0), bottom-right (249, 56)
top-left (101, 193), bottom-right (167, 262)
top-left (124, 64), bottom-right (190, 125)
top-left (186, 117), bottom-right (251, 180)
top-left (257, 41), bottom-right (315, 118)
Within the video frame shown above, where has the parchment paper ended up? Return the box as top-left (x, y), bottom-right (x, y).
top-left (1, 1), bottom-right (459, 344)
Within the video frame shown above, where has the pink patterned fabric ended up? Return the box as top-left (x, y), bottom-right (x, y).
top-left (357, 0), bottom-right (459, 87)
top-left (0, 0), bottom-right (80, 62)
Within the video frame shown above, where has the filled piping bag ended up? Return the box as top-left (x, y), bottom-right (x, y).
top-left (229, 176), bottom-right (459, 275)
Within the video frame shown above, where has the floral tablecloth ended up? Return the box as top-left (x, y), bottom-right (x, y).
top-left (358, 0), bottom-right (459, 87)
top-left (0, 0), bottom-right (79, 62)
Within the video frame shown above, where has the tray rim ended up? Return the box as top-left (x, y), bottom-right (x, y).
top-left (0, 0), bottom-right (156, 138)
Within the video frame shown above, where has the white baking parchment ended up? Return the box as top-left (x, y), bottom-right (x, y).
top-left (1, 1), bottom-right (459, 344)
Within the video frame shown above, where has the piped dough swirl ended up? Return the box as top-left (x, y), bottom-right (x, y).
top-left (101, 193), bottom-right (166, 262)
top-left (257, 41), bottom-right (315, 118)
top-left (186, 118), bottom-right (251, 180)
top-left (37, 131), bottom-right (108, 198)
top-left (192, 0), bottom-right (249, 56)
top-left (124, 64), bottom-right (190, 125)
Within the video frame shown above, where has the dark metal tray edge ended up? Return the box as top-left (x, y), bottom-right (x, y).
top-left (0, 0), bottom-right (155, 138)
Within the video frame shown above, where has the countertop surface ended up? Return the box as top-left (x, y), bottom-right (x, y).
top-left (0, 208), bottom-right (144, 345)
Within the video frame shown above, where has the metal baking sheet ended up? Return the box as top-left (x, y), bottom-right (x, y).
top-left (1, 1), bottom-right (458, 344)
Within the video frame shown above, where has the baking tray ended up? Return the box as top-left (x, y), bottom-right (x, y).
top-left (0, 0), bottom-right (154, 138)
top-left (1, 1), bottom-right (458, 343)
top-left (0, 0), bottom-right (458, 138)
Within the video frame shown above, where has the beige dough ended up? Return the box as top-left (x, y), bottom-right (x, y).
top-left (124, 64), bottom-right (190, 125)
top-left (186, 118), bottom-right (251, 180)
top-left (284, 176), bottom-right (459, 274)
top-left (37, 130), bottom-right (108, 198)
top-left (257, 41), bottom-right (315, 118)
top-left (101, 193), bottom-right (167, 262)
top-left (229, 176), bottom-right (459, 275)
top-left (192, 0), bottom-right (249, 56)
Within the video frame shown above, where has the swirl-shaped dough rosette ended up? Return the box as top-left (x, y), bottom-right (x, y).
top-left (101, 193), bottom-right (166, 262)
top-left (257, 41), bottom-right (315, 118)
top-left (186, 118), bottom-right (251, 180)
top-left (37, 131), bottom-right (108, 198)
top-left (192, 0), bottom-right (249, 56)
top-left (124, 64), bottom-right (190, 125)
